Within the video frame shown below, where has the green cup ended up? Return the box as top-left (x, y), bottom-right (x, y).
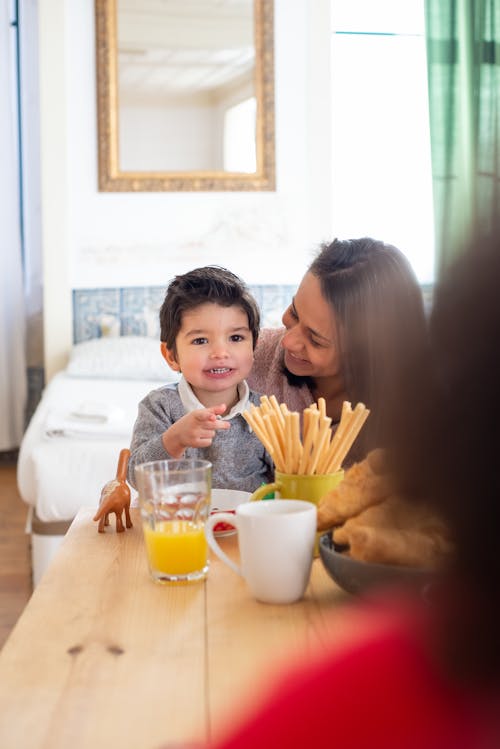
top-left (250, 471), bottom-right (344, 504)
top-left (250, 471), bottom-right (344, 555)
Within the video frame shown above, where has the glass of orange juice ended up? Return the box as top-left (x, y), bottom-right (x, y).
top-left (135, 459), bottom-right (212, 583)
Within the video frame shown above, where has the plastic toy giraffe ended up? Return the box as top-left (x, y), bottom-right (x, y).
top-left (94, 448), bottom-right (133, 533)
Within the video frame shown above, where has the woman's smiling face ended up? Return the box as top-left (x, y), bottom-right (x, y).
top-left (281, 272), bottom-right (342, 380)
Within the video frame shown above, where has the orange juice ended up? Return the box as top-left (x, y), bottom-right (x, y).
top-left (143, 521), bottom-right (208, 577)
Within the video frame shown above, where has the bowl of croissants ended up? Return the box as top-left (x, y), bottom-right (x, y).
top-left (317, 449), bottom-right (453, 595)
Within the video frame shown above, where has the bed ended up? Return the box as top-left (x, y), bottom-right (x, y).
top-left (17, 336), bottom-right (180, 585)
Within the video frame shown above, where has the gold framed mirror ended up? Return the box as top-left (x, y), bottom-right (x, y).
top-left (95, 0), bottom-right (275, 192)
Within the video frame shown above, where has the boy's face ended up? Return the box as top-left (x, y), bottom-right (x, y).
top-left (162, 302), bottom-right (254, 405)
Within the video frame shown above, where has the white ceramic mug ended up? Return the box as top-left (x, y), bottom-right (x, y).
top-left (205, 500), bottom-right (317, 604)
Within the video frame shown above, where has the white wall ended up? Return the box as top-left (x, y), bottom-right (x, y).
top-left (39, 0), bottom-right (332, 380)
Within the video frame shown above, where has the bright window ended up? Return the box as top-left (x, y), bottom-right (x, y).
top-left (331, 1), bottom-right (435, 283)
top-left (224, 97), bottom-right (257, 173)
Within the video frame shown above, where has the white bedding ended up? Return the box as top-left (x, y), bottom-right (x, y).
top-left (17, 372), bottom-right (166, 522)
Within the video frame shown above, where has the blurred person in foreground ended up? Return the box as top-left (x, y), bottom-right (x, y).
top-left (205, 230), bottom-right (500, 749)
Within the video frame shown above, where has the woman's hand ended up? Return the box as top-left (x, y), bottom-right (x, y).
top-left (162, 404), bottom-right (230, 458)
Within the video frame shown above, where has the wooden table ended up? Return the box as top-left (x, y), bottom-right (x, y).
top-left (0, 507), bottom-right (352, 749)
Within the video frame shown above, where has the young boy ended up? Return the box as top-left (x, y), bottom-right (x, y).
top-left (128, 266), bottom-right (273, 491)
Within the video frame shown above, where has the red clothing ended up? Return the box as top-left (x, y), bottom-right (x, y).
top-left (211, 601), bottom-right (500, 749)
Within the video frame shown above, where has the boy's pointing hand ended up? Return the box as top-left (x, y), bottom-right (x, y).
top-left (162, 404), bottom-right (230, 457)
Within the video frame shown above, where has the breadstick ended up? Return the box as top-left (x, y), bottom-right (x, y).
top-left (242, 411), bottom-right (277, 463)
top-left (300, 409), bottom-right (320, 474)
top-left (341, 401), bottom-right (352, 420)
top-left (316, 419), bottom-right (337, 474)
top-left (245, 407), bottom-right (279, 462)
top-left (248, 405), bottom-right (276, 453)
top-left (248, 403), bottom-right (267, 431)
top-left (327, 403), bottom-right (370, 472)
top-left (307, 416), bottom-right (332, 475)
top-left (245, 397), bottom-right (368, 477)
top-left (263, 413), bottom-right (286, 470)
top-left (318, 397), bottom-right (326, 420)
top-left (323, 409), bottom-right (357, 473)
top-left (336, 403), bottom-right (370, 465)
top-left (302, 407), bottom-right (311, 446)
top-left (283, 411), bottom-right (294, 473)
top-left (266, 408), bottom-right (286, 461)
top-left (319, 402), bottom-right (352, 471)
top-left (269, 395), bottom-right (285, 425)
top-left (333, 406), bottom-right (370, 470)
top-left (259, 395), bottom-right (273, 416)
top-left (290, 411), bottom-right (302, 473)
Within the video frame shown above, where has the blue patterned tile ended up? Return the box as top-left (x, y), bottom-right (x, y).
top-left (73, 289), bottom-right (121, 342)
top-left (73, 284), bottom-right (297, 343)
top-left (120, 287), bottom-right (165, 337)
top-left (254, 285), bottom-right (295, 327)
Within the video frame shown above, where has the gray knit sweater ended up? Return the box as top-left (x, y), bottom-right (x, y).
top-left (128, 383), bottom-right (273, 492)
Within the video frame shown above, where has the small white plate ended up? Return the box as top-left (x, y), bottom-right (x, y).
top-left (210, 489), bottom-right (250, 537)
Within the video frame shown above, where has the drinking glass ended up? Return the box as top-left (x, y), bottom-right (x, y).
top-left (135, 459), bottom-right (212, 583)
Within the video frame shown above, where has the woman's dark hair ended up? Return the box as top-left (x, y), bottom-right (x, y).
top-left (159, 266), bottom-right (260, 352)
top-left (393, 229), bottom-right (500, 685)
top-left (308, 237), bottom-right (428, 457)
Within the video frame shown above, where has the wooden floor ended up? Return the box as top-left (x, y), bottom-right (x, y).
top-left (0, 461), bottom-right (32, 649)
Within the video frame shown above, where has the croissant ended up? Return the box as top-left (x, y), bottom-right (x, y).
top-left (318, 450), bottom-right (453, 568)
top-left (338, 523), bottom-right (452, 569)
top-left (317, 449), bottom-right (394, 531)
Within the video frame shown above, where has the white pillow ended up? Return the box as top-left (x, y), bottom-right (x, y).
top-left (66, 336), bottom-right (180, 382)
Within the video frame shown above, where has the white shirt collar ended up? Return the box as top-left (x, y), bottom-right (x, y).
top-left (177, 375), bottom-right (251, 420)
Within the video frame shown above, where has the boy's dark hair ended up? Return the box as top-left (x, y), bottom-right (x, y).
top-left (160, 266), bottom-right (260, 352)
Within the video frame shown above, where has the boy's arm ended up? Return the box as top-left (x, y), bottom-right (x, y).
top-left (128, 391), bottom-right (176, 486)
top-left (128, 391), bottom-right (230, 486)
top-left (162, 405), bottom-right (230, 458)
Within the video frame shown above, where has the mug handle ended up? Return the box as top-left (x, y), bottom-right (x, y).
top-left (249, 481), bottom-right (281, 501)
top-left (205, 513), bottom-right (242, 576)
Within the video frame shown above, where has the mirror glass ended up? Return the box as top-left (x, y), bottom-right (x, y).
top-left (96, 0), bottom-right (275, 191)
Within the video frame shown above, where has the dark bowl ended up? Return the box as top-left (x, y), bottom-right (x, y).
top-left (319, 532), bottom-right (434, 596)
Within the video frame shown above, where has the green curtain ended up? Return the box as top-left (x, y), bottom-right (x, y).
top-left (425, 0), bottom-right (500, 276)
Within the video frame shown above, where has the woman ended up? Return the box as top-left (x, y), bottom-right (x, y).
top-left (206, 229), bottom-right (500, 749)
top-left (248, 237), bottom-right (428, 459)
